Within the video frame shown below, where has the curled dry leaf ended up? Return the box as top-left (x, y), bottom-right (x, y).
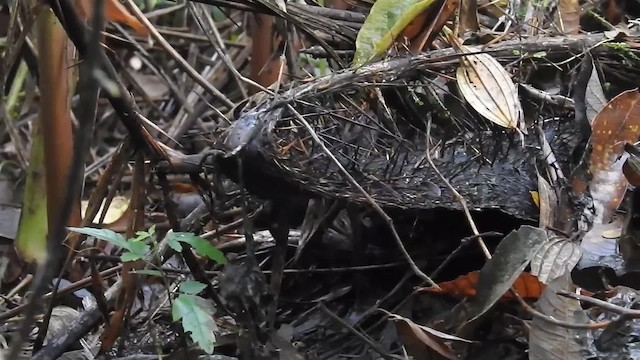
top-left (455, 49), bottom-right (525, 133)
top-left (589, 88), bottom-right (640, 224)
top-left (389, 312), bottom-right (471, 360)
top-left (536, 173), bottom-right (557, 229)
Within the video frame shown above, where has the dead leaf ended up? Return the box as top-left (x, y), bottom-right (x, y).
top-left (447, 28), bottom-right (524, 133)
top-left (589, 88), bottom-right (640, 224)
top-left (76, 0), bottom-right (148, 36)
top-left (554, 0), bottom-right (580, 34)
top-left (419, 271), bottom-right (546, 300)
top-left (81, 196), bottom-right (130, 225)
top-left (530, 234), bottom-right (582, 284)
top-left (390, 312), bottom-right (471, 360)
top-left (455, 226), bottom-right (547, 325)
top-left (536, 173), bottom-right (557, 229)
top-left (529, 273), bottom-right (589, 360)
top-left (395, 319), bottom-right (455, 359)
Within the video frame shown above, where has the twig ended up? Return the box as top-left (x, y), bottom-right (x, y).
top-left (515, 294), bottom-right (612, 330)
top-left (48, 0), bottom-right (166, 158)
top-left (318, 303), bottom-right (404, 360)
top-left (186, 1), bottom-right (249, 99)
top-left (425, 117), bottom-right (491, 259)
top-left (557, 290), bottom-right (640, 316)
top-left (287, 105), bottom-right (438, 287)
top-left (429, 232), bottom-right (504, 279)
top-left (123, 0), bottom-right (233, 112)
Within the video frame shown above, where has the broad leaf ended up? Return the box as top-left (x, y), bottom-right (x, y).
top-left (126, 240), bottom-right (150, 257)
top-left (180, 280), bottom-right (207, 295)
top-left (588, 88), bottom-right (640, 224)
top-left (171, 232), bottom-right (226, 264)
top-left (121, 251), bottom-right (143, 262)
top-left (167, 236), bottom-right (183, 252)
top-left (172, 294), bottom-right (217, 354)
top-left (68, 227), bottom-right (127, 248)
top-left (353, 0), bottom-right (438, 67)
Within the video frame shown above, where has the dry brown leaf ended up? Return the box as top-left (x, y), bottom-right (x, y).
top-left (76, 0), bottom-right (148, 36)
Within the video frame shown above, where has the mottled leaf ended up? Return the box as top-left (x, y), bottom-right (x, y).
top-left (589, 88), bottom-right (640, 224)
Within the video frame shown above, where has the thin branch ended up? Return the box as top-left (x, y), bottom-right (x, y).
top-left (425, 117), bottom-right (491, 259)
top-left (319, 303), bottom-right (405, 360)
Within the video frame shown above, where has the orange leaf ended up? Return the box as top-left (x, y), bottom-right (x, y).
top-left (419, 271), bottom-right (546, 300)
top-left (589, 88), bottom-right (640, 223)
top-left (76, 0), bottom-right (148, 36)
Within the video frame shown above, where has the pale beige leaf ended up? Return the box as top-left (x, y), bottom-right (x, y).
top-left (456, 50), bottom-right (523, 130)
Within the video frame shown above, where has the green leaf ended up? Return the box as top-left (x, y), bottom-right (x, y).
top-left (189, 237), bottom-right (227, 264)
top-left (167, 236), bottom-right (183, 252)
top-left (126, 240), bottom-right (150, 256)
top-left (68, 227), bottom-right (128, 248)
top-left (16, 121), bottom-right (48, 263)
top-left (352, 0), bottom-right (438, 67)
top-left (172, 294), bottom-right (217, 354)
top-left (179, 280), bottom-right (207, 295)
top-left (171, 233), bottom-right (227, 264)
top-left (121, 251), bottom-right (143, 262)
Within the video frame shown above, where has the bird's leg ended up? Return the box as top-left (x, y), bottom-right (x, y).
top-left (267, 201), bottom-right (290, 330)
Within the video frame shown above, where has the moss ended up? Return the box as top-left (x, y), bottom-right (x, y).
top-left (603, 42), bottom-right (640, 65)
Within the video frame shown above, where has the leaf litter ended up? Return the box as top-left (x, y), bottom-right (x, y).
top-left (4, 0), bottom-right (640, 358)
